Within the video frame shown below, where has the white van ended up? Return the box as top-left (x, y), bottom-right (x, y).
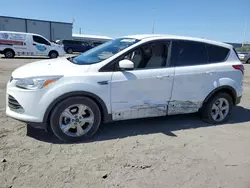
top-left (0, 31), bottom-right (65, 58)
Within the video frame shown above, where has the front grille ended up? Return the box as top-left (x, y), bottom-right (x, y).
top-left (8, 95), bottom-right (22, 109)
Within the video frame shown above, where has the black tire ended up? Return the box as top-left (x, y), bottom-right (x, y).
top-left (200, 92), bottom-right (233, 124)
top-left (247, 58), bottom-right (250, 64)
top-left (4, 49), bottom-right (15, 58)
top-left (67, 48), bottom-right (73, 54)
top-left (49, 51), bottom-right (58, 58)
top-left (49, 96), bottom-right (101, 142)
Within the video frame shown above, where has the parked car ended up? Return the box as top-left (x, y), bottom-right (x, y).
top-left (59, 40), bottom-right (93, 54)
top-left (0, 31), bottom-right (65, 58)
top-left (237, 52), bottom-right (250, 63)
top-left (6, 34), bottom-right (243, 142)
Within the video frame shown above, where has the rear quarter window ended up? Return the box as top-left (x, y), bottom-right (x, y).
top-left (233, 48), bottom-right (241, 60)
top-left (206, 44), bottom-right (230, 63)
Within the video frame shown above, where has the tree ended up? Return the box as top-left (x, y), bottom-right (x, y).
top-left (235, 45), bottom-right (250, 52)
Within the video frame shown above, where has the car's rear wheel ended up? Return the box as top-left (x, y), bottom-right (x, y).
top-left (4, 49), bottom-right (15, 58)
top-left (67, 48), bottom-right (73, 54)
top-left (200, 93), bottom-right (233, 124)
top-left (50, 96), bottom-right (101, 142)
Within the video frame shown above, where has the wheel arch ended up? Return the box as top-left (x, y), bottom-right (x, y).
top-left (43, 91), bottom-right (112, 128)
top-left (203, 86), bottom-right (237, 106)
top-left (49, 50), bottom-right (58, 56)
top-left (4, 48), bottom-right (15, 55)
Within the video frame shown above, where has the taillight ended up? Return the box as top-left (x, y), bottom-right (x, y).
top-left (232, 65), bottom-right (244, 74)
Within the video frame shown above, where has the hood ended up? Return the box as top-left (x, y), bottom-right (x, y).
top-left (12, 57), bottom-right (91, 78)
top-left (51, 42), bottom-right (63, 48)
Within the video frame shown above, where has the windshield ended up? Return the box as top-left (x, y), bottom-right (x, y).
top-left (71, 38), bottom-right (139, 65)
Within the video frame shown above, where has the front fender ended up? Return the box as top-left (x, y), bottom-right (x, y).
top-left (39, 79), bottom-right (111, 123)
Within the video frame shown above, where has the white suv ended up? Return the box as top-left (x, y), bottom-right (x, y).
top-left (6, 34), bottom-right (244, 142)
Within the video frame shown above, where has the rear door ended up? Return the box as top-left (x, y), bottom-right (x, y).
top-left (31, 35), bottom-right (51, 56)
top-left (169, 40), bottom-right (214, 115)
top-left (73, 41), bottom-right (82, 52)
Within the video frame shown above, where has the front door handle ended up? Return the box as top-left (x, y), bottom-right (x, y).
top-left (33, 43), bottom-right (36, 46)
top-left (156, 75), bottom-right (170, 79)
top-left (205, 71), bottom-right (215, 74)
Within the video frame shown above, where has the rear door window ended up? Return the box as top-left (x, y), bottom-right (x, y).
top-left (176, 40), bottom-right (208, 66)
top-left (206, 44), bottom-right (230, 63)
top-left (81, 42), bottom-right (89, 46)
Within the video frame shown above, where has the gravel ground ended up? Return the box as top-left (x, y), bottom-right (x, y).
top-left (0, 56), bottom-right (250, 188)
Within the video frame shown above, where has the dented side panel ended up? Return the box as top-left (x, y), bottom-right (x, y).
top-left (112, 102), bottom-right (167, 120)
top-left (167, 101), bottom-right (203, 115)
top-left (111, 67), bottom-right (175, 121)
top-left (169, 63), bottom-right (216, 115)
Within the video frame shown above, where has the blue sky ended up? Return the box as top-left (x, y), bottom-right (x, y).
top-left (1, 0), bottom-right (250, 42)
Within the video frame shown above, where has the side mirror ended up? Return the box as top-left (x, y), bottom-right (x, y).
top-left (119, 59), bottom-right (134, 70)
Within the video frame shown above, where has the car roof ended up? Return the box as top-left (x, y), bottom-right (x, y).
top-left (0, 31), bottom-right (42, 36)
top-left (124, 34), bottom-right (232, 48)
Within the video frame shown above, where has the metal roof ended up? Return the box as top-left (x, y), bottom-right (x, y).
top-left (72, 34), bottom-right (112, 40)
top-left (0, 16), bottom-right (72, 25)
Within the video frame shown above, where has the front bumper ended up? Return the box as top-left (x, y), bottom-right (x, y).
top-left (5, 79), bottom-right (49, 126)
top-left (5, 109), bottom-right (47, 130)
top-left (0, 50), bottom-right (4, 54)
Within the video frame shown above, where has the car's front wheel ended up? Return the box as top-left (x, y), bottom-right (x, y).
top-left (200, 92), bottom-right (233, 124)
top-left (50, 96), bottom-right (101, 142)
top-left (49, 51), bottom-right (58, 58)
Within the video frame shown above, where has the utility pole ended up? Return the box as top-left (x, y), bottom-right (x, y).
top-left (152, 9), bottom-right (155, 34)
top-left (79, 28), bottom-right (81, 34)
top-left (242, 20), bottom-right (247, 47)
top-left (72, 17), bottom-right (75, 31)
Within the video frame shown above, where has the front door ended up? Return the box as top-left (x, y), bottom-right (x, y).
top-left (31, 35), bottom-right (50, 56)
top-left (110, 40), bottom-right (175, 120)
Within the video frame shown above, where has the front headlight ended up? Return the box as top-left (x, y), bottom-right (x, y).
top-left (15, 76), bottom-right (63, 90)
